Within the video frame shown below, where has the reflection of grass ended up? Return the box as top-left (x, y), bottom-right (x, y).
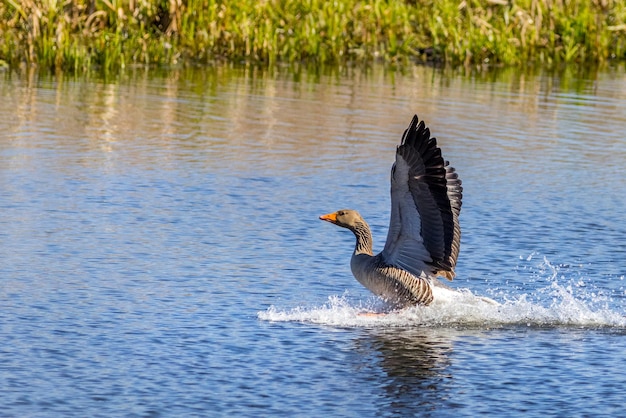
top-left (1, 0), bottom-right (625, 72)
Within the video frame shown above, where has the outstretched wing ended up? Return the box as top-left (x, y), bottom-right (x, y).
top-left (381, 115), bottom-right (462, 280)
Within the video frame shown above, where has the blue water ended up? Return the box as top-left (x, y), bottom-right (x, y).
top-left (1, 66), bottom-right (625, 417)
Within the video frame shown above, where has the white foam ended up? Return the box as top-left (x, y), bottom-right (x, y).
top-left (258, 282), bottom-right (625, 329)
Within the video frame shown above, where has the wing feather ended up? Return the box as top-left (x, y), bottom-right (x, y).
top-left (381, 115), bottom-right (462, 280)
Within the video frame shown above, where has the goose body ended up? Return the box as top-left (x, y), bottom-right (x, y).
top-left (320, 115), bottom-right (462, 308)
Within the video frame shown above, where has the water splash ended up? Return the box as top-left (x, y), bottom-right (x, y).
top-left (259, 257), bottom-right (625, 329)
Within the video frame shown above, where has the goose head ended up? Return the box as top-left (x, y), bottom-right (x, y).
top-left (319, 209), bottom-right (364, 230)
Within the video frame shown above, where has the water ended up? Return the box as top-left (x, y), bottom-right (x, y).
top-left (1, 65), bottom-right (625, 417)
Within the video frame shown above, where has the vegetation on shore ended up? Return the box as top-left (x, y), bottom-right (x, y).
top-left (1, 0), bottom-right (625, 72)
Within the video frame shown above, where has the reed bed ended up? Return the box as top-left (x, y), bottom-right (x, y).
top-left (1, 0), bottom-right (625, 71)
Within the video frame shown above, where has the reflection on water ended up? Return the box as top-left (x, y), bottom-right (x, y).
top-left (357, 328), bottom-right (455, 415)
top-left (1, 64), bottom-right (625, 417)
top-left (4, 65), bottom-right (626, 175)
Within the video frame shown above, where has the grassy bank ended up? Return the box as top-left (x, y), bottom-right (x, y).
top-left (1, 0), bottom-right (625, 72)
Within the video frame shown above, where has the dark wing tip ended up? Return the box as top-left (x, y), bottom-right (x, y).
top-left (401, 115), bottom-right (432, 151)
top-left (398, 115), bottom-right (444, 178)
top-left (402, 115), bottom-right (420, 143)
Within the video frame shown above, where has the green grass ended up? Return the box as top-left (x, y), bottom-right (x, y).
top-left (1, 0), bottom-right (625, 72)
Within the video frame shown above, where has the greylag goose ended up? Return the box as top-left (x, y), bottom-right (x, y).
top-left (320, 115), bottom-right (462, 308)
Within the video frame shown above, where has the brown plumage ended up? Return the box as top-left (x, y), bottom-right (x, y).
top-left (320, 115), bottom-right (462, 307)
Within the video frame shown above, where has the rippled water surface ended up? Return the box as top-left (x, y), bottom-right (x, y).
top-left (1, 65), bottom-right (625, 417)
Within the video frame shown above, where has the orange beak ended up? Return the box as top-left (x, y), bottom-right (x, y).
top-left (319, 212), bottom-right (338, 223)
